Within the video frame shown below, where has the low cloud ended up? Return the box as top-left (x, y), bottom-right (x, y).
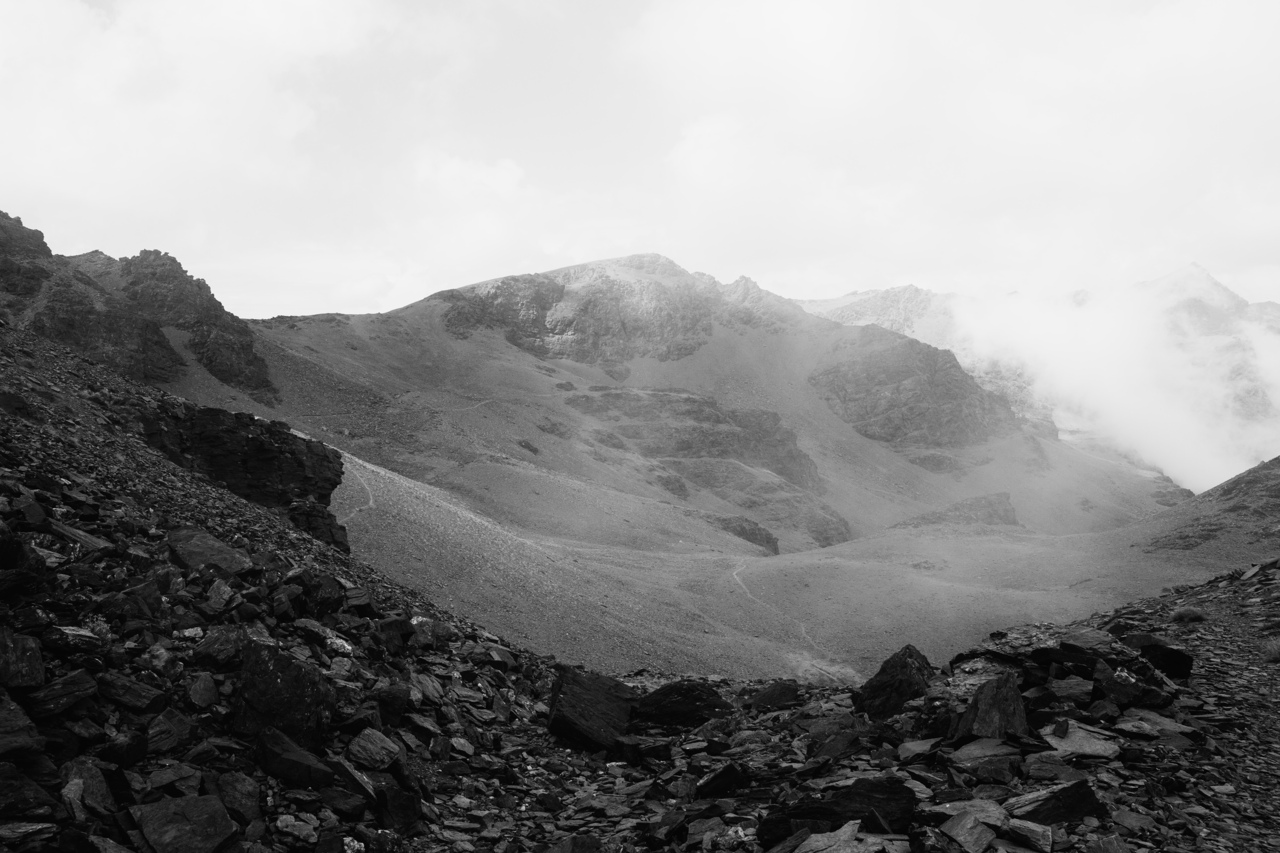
top-left (947, 268), bottom-right (1280, 491)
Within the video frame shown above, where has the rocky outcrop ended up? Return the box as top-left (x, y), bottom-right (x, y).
top-left (567, 388), bottom-right (821, 490)
top-left (809, 324), bottom-right (1019, 446)
top-left (437, 255), bottom-right (809, 375)
top-left (566, 386), bottom-right (850, 549)
top-left (0, 212), bottom-right (53, 299)
top-left (0, 212), bottom-right (275, 401)
top-left (25, 281), bottom-right (187, 383)
top-left (697, 512), bottom-right (780, 555)
top-left (85, 249), bottom-right (276, 399)
top-left (140, 400), bottom-right (348, 551)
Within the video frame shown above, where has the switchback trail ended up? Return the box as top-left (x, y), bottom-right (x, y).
top-left (731, 560), bottom-right (847, 678)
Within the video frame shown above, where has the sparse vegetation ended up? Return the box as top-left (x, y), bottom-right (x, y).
top-left (1171, 606), bottom-right (1209, 623)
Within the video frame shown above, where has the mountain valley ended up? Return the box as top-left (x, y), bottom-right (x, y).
top-left (4, 211), bottom-right (1279, 680)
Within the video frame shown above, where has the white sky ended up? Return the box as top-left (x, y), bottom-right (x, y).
top-left (4, 0), bottom-right (1280, 318)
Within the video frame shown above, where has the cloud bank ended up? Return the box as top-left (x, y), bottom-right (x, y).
top-left (946, 268), bottom-right (1280, 491)
top-left (2, 1), bottom-right (1280, 317)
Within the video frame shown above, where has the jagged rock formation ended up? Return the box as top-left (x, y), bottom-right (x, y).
top-left (808, 325), bottom-right (1019, 446)
top-left (140, 401), bottom-right (348, 552)
top-left (438, 254), bottom-right (811, 379)
top-left (0, 212), bottom-right (275, 401)
top-left (891, 493), bottom-right (1021, 528)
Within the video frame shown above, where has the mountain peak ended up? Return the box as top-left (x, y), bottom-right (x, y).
top-left (1135, 264), bottom-right (1248, 312)
top-left (0, 209), bottom-right (52, 259)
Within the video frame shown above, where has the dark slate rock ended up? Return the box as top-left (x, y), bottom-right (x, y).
top-left (757, 774), bottom-right (918, 846)
top-left (0, 690), bottom-right (41, 757)
top-left (858, 644), bottom-right (933, 720)
top-left (744, 679), bottom-right (801, 711)
top-left (146, 707), bottom-right (193, 754)
top-left (130, 795), bottom-right (238, 853)
top-left (98, 727), bottom-right (149, 767)
top-left (192, 625), bottom-right (250, 669)
top-left (0, 762), bottom-right (60, 819)
top-left (695, 761), bottom-right (749, 798)
top-left (1058, 628), bottom-right (1115, 658)
top-left (0, 627), bottom-right (44, 688)
top-left (231, 641), bottom-right (335, 746)
top-left (61, 756), bottom-right (117, 819)
top-left (215, 770), bottom-right (262, 824)
top-left (1139, 644), bottom-right (1194, 679)
top-left (1093, 660), bottom-right (1144, 707)
top-left (166, 526), bottom-right (253, 574)
top-left (547, 667), bottom-right (637, 752)
top-left (347, 727), bottom-right (401, 771)
top-left (940, 812), bottom-right (996, 853)
top-left (636, 680), bottom-right (732, 727)
top-left (257, 726), bottom-right (335, 789)
top-left (953, 671), bottom-right (1028, 740)
top-left (23, 668), bottom-right (96, 717)
top-left (1004, 779), bottom-right (1106, 825)
top-left (97, 671), bottom-right (166, 713)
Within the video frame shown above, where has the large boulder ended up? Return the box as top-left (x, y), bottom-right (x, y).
top-left (548, 667), bottom-right (637, 752)
top-left (635, 680), bottom-right (732, 727)
top-left (858, 644), bottom-right (933, 720)
top-left (231, 643), bottom-right (335, 747)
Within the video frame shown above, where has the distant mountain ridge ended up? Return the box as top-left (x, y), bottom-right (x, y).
top-left (799, 268), bottom-right (1280, 491)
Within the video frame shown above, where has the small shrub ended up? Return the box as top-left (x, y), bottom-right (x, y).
top-left (1170, 606), bottom-right (1208, 623)
top-left (1262, 639), bottom-right (1280, 664)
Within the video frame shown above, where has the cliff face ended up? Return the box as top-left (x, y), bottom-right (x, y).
top-left (140, 400), bottom-right (348, 551)
top-left (809, 325), bottom-right (1019, 446)
top-left (0, 213), bottom-right (275, 401)
top-left (565, 387), bottom-right (851, 548)
top-left (438, 255), bottom-right (810, 380)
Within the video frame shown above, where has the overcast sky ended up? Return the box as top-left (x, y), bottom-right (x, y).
top-left (3, 0), bottom-right (1280, 318)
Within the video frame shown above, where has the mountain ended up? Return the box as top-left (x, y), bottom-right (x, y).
top-left (799, 268), bottom-right (1280, 492)
top-left (2, 317), bottom-right (1280, 852)
top-left (10, 210), bottom-right (1277, 679)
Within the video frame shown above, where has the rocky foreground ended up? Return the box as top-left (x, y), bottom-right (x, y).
top-left (1, 323), bottom-right (1280, 852)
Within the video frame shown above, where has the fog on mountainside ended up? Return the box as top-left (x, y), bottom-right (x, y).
top-left (802, 266), bottom-right (1280, 493)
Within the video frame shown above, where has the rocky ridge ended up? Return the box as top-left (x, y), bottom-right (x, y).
top-left (2, 306), bottom-right (1280, 851)
top-left (431, 255), bottom-right (1016, 449)
top-left (807, 326), bottom-right (1019, 448)
top-left (0, 212), bottom-right (274, 401)
top-left (437, 257), bottom-right (808, 381)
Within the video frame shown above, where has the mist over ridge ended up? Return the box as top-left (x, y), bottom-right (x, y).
top-left (801, 265), bottom-right (1280, 492)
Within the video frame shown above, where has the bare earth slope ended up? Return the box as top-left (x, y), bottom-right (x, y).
top-left (9, 212), bottom-right (1260, 680)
